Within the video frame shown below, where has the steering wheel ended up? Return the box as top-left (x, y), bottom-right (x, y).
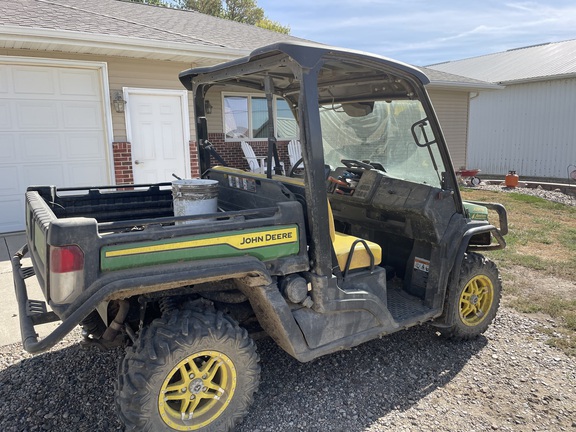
top-left (288, 158), bottom-right (332, 179)
top-left (341, 159), bottom-right (373, 171)
top-left (288, 158), bottom-right (304, 178)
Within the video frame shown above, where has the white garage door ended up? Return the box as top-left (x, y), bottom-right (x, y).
top-left (0, 61), bottom-right (110, 233)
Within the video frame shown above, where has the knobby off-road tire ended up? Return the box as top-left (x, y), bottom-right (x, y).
top-left (439, 252), bottom-right (502, 340)
top-left (116, 308), bottom-right (260, 432)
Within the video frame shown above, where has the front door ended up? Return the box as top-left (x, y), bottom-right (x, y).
top-left (125, 88), bottom-right (190, 184)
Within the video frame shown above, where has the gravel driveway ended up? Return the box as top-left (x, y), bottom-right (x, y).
top-left (1, 308), bottom-right (574, 431)
top-left (2, 185), bottom-right (574, 431)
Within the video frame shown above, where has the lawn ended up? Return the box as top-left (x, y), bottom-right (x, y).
top-left (461, 188), bottom-right (576, 355)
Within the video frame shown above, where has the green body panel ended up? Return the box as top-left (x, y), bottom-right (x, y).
top-left (463, 201), bottom-right (489, 221)
top-left (101, 225), bottom-right (299, 271)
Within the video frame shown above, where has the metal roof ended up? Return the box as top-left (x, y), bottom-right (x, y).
top-left (427, 39), bottom-right (576, 84)
top-left (419, 67), bottom-right (502, 91)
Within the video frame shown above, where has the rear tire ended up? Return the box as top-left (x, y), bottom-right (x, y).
top-left (439, 252), bottom-right (501, 340)
top-left (116, 308), bottom-right (260, 432)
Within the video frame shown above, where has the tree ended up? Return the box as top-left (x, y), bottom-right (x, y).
top-left (177, 0), bottom-right (222, 17)
top-left (178, 0), bottom-right (289, 34)
top-left (255, 17), bottom-right (290, 35)
top-left (223, 0), bottom-right (263, 24)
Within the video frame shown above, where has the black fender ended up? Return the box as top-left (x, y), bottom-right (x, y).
top-left (432, 224), bottom-right (505, 327)
top-left (451, 224), bottom-right (506, 291)
top-left (13, 245), bottom-right (274, 354)
top-left (450, 200), bottom-right (508, 286)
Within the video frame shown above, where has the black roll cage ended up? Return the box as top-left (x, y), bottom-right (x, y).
top-left (179, 42), bottom-right (464, 277)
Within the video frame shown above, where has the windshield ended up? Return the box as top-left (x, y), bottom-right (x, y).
top-left (320, 100), bottom-right (446, 188)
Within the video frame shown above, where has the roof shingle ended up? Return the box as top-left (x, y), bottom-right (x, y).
top-left (0, 0), bottom-right (303, 50)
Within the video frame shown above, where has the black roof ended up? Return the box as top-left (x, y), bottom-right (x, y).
top-left (180, 41), bottom-right (430, 92)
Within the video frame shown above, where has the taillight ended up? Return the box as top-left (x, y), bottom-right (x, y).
top-left (49, 245), bottom-right (84, 304)
top-left (50, 245), bottom-right (84, 273)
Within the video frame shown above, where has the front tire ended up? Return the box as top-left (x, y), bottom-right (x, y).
top-left (117, 308), bottom-right (260, 432)
top-left (439, 252), bottom-right (502, 339)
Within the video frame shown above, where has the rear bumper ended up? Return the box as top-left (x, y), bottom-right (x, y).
top-left (12, 244), bottom-right (63, 354)
top-left (13, 243), bottom-right (274, 355)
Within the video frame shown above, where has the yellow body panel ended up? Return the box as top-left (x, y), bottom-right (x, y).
top-left (211, 166), bottom-right (305, 187)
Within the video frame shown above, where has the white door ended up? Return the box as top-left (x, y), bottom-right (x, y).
top-left (0, 60), bottom-right (110, 233)
top-left (125, 89), bottom-right (190, 184)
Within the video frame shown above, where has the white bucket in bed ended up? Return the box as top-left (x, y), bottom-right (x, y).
top-left (172, 179), bottom-right (218, 225)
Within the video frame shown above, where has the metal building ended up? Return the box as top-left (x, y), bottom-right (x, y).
top-left (422, 69), bottom-right (499, 171)
top-left (428, 40), bottom-right (576, 181)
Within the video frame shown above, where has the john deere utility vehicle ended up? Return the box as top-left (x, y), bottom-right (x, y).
top-left (12, 42), bottom-right (508, 431)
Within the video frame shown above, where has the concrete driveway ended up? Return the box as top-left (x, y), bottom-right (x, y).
top-left (0, 232), bottom-right (59, 347)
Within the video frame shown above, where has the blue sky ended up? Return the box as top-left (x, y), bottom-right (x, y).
top-left (257, 0), bottom-right (576, 65)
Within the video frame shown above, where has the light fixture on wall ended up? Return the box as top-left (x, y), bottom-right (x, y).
top-left (112, 92), bottom-right (126, 113)
top-left (204, 99), bottom-right (213, 115)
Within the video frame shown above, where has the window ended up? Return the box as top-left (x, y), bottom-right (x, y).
top-left (320, 100), bottom-right (447, 188)
top-left (223, 94), bottom-right (298, 140)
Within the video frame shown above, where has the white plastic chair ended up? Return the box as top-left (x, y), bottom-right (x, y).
top-left (241, 141), bottom-right (265, 173)
top-left (288, 140), bottom-right (303, 169)
top-left (241, 141), bottom-right (284, 174)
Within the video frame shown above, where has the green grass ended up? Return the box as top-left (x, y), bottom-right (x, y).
top-left (506, 192), bottom-right (575, 211)
top-left (559, 228), bottom-right (576, 252)
top-left (461, 188), bottom-right (576, 356)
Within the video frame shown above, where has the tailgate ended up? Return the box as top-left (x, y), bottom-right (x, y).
top-left (24, 191), bottom-right (56, 296)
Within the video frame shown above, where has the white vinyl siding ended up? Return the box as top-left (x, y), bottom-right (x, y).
top-left (428, 90), bottom-right (469, 170)
top-left (467, 78), bottom-right (576, 179)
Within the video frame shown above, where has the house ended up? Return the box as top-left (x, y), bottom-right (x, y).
top-left (416, 68), bottom-right (501, 173)
top-left (428, 39), bottom-right (576, 181)
top-left (0, 0), bottom-right (492, 233)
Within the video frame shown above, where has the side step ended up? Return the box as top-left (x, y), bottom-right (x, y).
top-left (26, 299), bottom-right (60, 326)
top-left (20, 266), bottom-right (35, 280)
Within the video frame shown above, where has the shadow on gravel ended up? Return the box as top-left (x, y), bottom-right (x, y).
top-left (239, 325), bottom-right (487, 431)
top-left (0, 325), bottom-right (486, 432)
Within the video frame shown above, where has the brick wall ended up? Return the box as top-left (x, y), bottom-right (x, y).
top-left (204, 133), bottom-right (291, 172)
top-left (189, 141), bottom-right (200, 177)
top-left (113, 136), bottom-right (290, 184)
top-left (112, 142), bottom-right (134, 185)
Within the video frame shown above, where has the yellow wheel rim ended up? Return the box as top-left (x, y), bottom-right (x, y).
top-left (459, 275), bottom-right (494, 327)
top-left (158, 350), bottom-right (237, 431)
